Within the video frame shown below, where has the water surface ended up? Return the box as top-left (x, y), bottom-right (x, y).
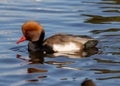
top-left (0, 0), bottom-right (120, 86)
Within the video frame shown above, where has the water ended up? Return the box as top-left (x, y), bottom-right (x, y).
top-left (0, 0), bottom-right (120, 86)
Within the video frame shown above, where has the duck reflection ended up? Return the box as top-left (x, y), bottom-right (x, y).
top-left (29, 47), bottom-right (98, 63)
top-left (28, 67), bottom-right (48, 73)
top-left (16, 52), bottom-right (45, 64)
top-left (29, 51), bottom-right (45, 64)
top-left (15, 47), bottom-right (98, 83)
top-left (26, 67), bottom-right (47, 82)
top-left (16, 47), bottom-right (98, 64)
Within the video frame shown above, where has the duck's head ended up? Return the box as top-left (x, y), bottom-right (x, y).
top-left (17, 21), bottom-right (44, 44)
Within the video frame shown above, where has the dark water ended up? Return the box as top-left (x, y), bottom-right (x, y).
top-left (0, 0), bottom-right (120, 86)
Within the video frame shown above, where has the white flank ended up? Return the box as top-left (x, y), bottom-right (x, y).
top-left (53, 42), bottom-right (80, 52)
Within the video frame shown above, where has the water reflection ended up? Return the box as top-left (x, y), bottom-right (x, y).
top-left (90, 68), bottom-right (120, 74)
top-left (16, 46), bottom-right (98, 64)
top-left (94, 58), bottom-right (120, 64)
top-left (15, 47), bottom-right (98, 73)
top-left (27, 79), bottom-right (39, 82)
top-left (103, 0), bottom-right (120, 4)
top-left (1, 0), bottom-right (120, 85)
top-left (82, 0), bottom-right (120, 24)
top-left (91, 0), bottom-right (120, 4)
top-left (91, 28), bottom-right (120, 34)
top-left (90, 27), bottom-right (120, 56)
top-left (28, 68), bottom-right (48, 73)
top-left (103, 10), bottom-right (120, 13)
top-left (96, 76), bottom-right (120, 80)
top-left (29, 52), bottom-right (45, 64)
top-left (82, 14), bottom-right (120, 24)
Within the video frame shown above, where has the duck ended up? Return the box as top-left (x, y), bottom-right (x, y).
top-left (17, 21), bottom-right (98, 54)
top-left (81, 79), bottom-right (96, 86)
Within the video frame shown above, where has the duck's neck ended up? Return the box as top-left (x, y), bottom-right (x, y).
top-left (38, 31), bottom-right (45, 44)
top-left (28, 31), bottom-right (45, 52)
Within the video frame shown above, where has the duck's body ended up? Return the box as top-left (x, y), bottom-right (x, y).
top-left (17, 21), bottom-right (98, 54)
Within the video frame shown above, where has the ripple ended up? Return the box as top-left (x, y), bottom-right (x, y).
top-left (82, 14), bottom-right (120, 24)
top-left (0, 0), bottom-right (120, 86)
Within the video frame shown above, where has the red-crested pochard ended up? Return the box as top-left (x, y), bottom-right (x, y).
top-left (17, 21), bottom-right (98, 54)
